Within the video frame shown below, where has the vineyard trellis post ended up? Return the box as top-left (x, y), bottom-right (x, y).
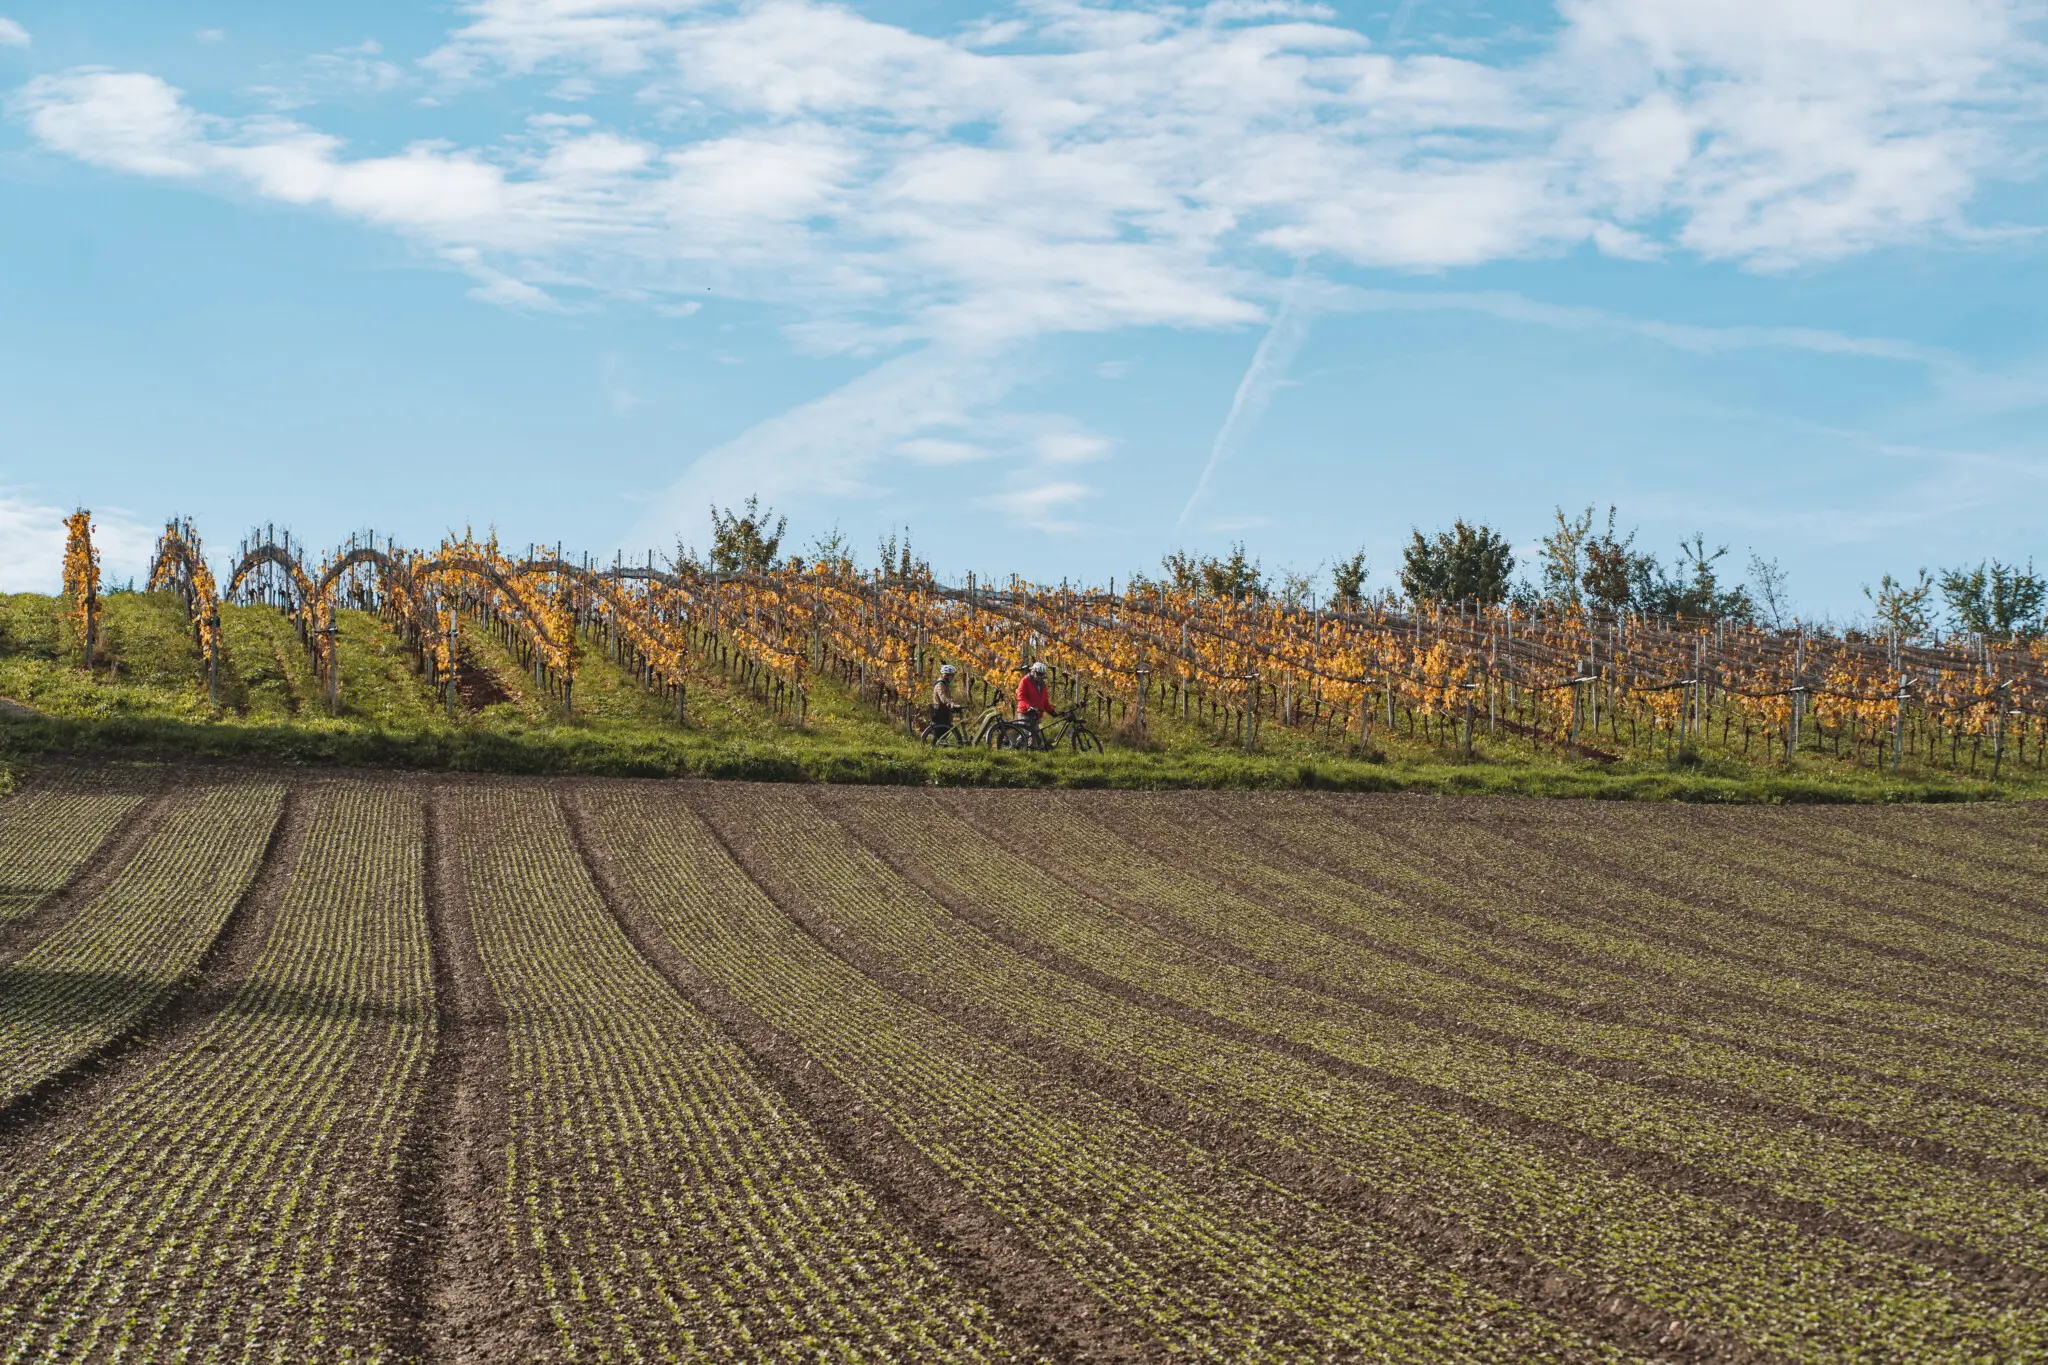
top-left (1892, 678), bottom-right (1908, 772)
top-left (205, 603), bottom-right (221, 708)
top-left (1993, 681), bottom-right (2011, 780)
top-left (319, 621), bottom-right (340, 713)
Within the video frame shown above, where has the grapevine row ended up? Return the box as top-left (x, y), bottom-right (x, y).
top-left (56, 513), bottom-right (2048, 776)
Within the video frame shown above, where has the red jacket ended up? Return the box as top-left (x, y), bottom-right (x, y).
top-left (1016, 672), bottom-right (1052, 717)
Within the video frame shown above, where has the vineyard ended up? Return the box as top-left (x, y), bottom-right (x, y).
top-left (0, 764), bottom-right (2043, 1361)
top-left (3, 513), bottom-right (2043, 793)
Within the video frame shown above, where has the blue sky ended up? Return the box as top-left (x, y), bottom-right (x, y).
top-left (2, 0), bottom-right (2045, 618)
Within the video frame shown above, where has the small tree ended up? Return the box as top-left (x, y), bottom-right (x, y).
top-left (1329, 551), bottom-right (1369, 611)
top-left (1539, 506), bottom-right (1593, 609)
top-left (1746, 553), bottom-right (1792, 630)
top-left (1640, 534), bottom-right (1752, 622)
top-left (1400, 521), bottom-right (1513, 607)
top-left (1160, 543), bottom-right (1267, 600)
top-left (876, 526), bottom-right (931, 582)
top-left (1939, 560), bottom-right (2046, 641)
top-left (1865, 570), bottom-right (1934, 638)
top-left (1278, 567), bottom-right (1318, 608)
top-left (1580, 507), bottom-right (1647, 615)
top-left (707, 497), bottom-right (786, 574)
top-left (805, 524), bottom-right (856, 573)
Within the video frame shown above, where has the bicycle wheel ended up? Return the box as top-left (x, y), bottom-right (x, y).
top-left (1069, 727), bottom-right (1103, 753)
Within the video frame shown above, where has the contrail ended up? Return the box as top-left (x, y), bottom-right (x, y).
top-left (1387, 0), bottom-right (1419, 43)
top-left (1176, 274), bottom-right (1312, 530)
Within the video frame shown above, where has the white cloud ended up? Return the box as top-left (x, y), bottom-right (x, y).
top-left (0, 494), bottom-right (154, 593)
top-left (1034, 432), bottom-right (1113, 465)
top-left (977, 480), bottom-right (1095, 534)
top-left (14, 0), bottom-right (2047, 545)
top-left (23, 2), bottom-right (2040, 329)
top-left (197, 29), bottom-right (226, 44)
top-left (0, 18), bottom-right (28, 48)
top-left (898, 438), bottom-right (991, 466)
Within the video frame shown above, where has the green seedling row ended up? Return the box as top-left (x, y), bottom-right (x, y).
top-left (0, 784), bottom-right (431, 1362)
top-left (1024, 793), bottom-right (2048, 1161)
top-left (0, 781), bottom-right (284, 1105)
top-left (1485, 809), bottom-right (2048, 1021)
top-left (1574, 803), bottom-right (2048, 969)
top-left (581, 788), bottom-right (1623, 1364)
top-left (910, 790), bottom-right (2048, 1286)
top-left (446, 787), bottom-right (1022, 1360)
top-left (711, 786), bottom-right (2048, 1363)
top-left (1254, 801), bottom-right (2048, 1098)
top-left (0, 778), bottom-right (146, 933)
top-left (1117, 790), bottom-right (2046, 1104)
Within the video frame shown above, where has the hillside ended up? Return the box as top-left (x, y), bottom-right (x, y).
top-left (1, 589), bottom-right (2034, 801)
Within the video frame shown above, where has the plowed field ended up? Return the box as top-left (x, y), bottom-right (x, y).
top-left (0, 767), bottom-right (2042, 1363)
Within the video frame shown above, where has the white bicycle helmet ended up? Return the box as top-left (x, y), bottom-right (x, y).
top-left (940, 663), bottom-right (956, 676)
top-left (1030, 661), bottom-right (1047, 676)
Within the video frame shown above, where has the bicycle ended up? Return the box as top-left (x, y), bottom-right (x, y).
top-left (918, 706), bottom-right (975, 747)
top-left (987, 707), bottom-right (1102, 753)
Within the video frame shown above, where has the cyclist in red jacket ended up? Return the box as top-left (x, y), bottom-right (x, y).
top-left (1015, 661), bottom-right (1054, 743)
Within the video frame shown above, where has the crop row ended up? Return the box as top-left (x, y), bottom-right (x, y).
top-left (1066, 791), bottom-right (2048, 1144)
top-left (0, 775), bottom-right (149, 934)
top-left (443, 786), bottom-right (1022, 1360)
top-left (877, 788), bottom-right (2048, 1288)
top-left (706, 783), bottom-right (2048, 1362)
top-left (1152, 790), bottom-right (2046, 1103)
top-left (1481, 804), bottom-right (2048, 1023)
top-left (1638, 806), bottom-right (2048, 950)
top-left (575, 785), bottom-right (1621, 1363)
top-left (1810, 804), bottom-right (2048, 887)
top-left (1235, 797), bottom-right (2048, 1109)
top-left (0, 780), bottom-right (284, 1106)
top-left (0, 784), bottom-right (432, 1362)
top-left (1362, 803), bottom-right (2048, 1111)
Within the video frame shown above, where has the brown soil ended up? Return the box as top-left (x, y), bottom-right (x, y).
top-left (452, 659), bottom-right (509, 710)
top-left (399, 789), bottom-right (556, 1364)
top-left (3, 771), bottom-right (2045, 1361)
top-left (824, 791), bottom-right (2048, 1303)
top-left (566, 785), bottom-right (1164, 1365)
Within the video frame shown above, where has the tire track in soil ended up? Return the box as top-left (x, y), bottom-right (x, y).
top-left (0, 779), bottom-right (170, 969)
top-left (1076, 795), bottom-right (2048, 1124)
top-left (394, 788), bottom-right (552, 1365)
top-left (801, 790), bottom-right (1774, 1363)
top-left (560, 785), bottom-right (1152, 1365)
top-left (912, 792), bottom-right (2048, 1298)
top-left (1215, 797), bottom-right (2044, 1071)
top-left (0, 782), bottom-right (299, 1158)
top-left (942, 792), bottom-right (2048, 1196)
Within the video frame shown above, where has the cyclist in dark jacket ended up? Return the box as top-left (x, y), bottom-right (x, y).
top-left (929, 664), bottom-right (959, 737)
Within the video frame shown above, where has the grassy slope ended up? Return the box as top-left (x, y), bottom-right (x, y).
top-left (0, 591), bottom-right (2040, 801)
